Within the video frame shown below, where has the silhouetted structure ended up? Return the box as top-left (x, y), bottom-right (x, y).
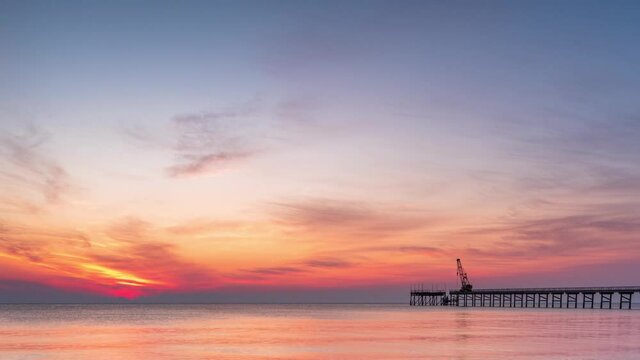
top-left (456, 258), bottom-right (472, 292)
top-left (410, 260), bottom-right (639, 309)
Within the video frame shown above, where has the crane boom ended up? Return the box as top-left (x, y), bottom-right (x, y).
top-left (456, 258), bottom-right (473, 292)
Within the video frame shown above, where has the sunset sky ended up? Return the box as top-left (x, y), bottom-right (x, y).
top-left (1, 0), bottom-right (640, 303)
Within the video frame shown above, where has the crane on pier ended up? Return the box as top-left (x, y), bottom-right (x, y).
top-left (456, 258), bottom-right (473, 292)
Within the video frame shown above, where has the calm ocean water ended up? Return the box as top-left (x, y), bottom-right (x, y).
top-left (0, 304), bottom-right (639, 360)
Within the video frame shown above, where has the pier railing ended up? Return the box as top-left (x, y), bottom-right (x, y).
top-left (450, 286), bottom-right (640, 294)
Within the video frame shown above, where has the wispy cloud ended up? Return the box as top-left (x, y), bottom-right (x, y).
top-left (0, 216), bottom-right (217, 298)
top-left (95, 217), bottom-right (218, 290)
top-left (271, 198), bottom-right (432, 239)
top-left (303, 258), bottom-right (352, 268)
top-left (460, 211), bottom-right (640, 262)
top-left (244, 266), bottom-right (306, 276)
top-left (0, 125), bottom-right (71, 205)
top-left (167, 112), bottom-right (247, 176)
top-left (120, 100), bottom-right (266, 178)
top-left (236, 257), bottom-right (352, 283)
top-left (167, 98), bottom-right (266, 177)
top-left (167, 150), bottom-right (253, 177)
top-left (164, 219), bottom-right (247, 235)
top-left (0, 221), bottom-right (90, 263)
top-left (0, 197), bottom-right (42, 215)
top-left (360, 245), bottom-right (446, 256)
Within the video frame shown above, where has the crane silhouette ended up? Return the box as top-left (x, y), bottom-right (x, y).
top-left (456, 258), bottom-right (473, 292)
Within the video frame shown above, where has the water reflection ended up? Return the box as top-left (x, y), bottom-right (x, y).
top-left (0, 304), bottom-right (639, 359)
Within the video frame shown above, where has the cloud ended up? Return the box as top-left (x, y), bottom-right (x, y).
top-left (271, 199), bottom-right (430, 239)
top-left (166, 102), bottom-right (262, 177)
top-left (502, 93), bottom-right (640, 190)
top-left (235, 257), bottom-right (352, 282)
top-left (303, 258), bottom-right (352, 268)
top-left (0, 217), bottom-right (217, 298)
top-left (474, 102), bottom-right (640, 265)
top-left (104, 216), bottom-right (153, 243)
top-left (0, 125), bottom-right (71, 204)
top-left (0, 221), bottom-right (90, 263)
top-left (166, 151), bottom-right (253, 177)
top-left (461, 211), bottom-right (640, 261)
top-left (244, 266), bottom-right (306, 276)
top-left (120, 96), bottom-right (333, 178)
top-left (95, 217), bottom-right (218, 290)
top-left (88, 241), bottom-right (215, 291)
top-left (362, 245), bottom-right (446, 256)
top-left (120, 100), bottom-right (266, 178)
top-left (164, 219), bottom-right (247, 235)
top-left (480, 108), bottom-right (640, 260)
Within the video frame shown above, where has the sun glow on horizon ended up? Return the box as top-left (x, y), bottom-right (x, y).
top-left (80, 263), bottom-right (164, 287)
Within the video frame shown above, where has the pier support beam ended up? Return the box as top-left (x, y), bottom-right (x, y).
top-left (493, 293), bottom-right (501, 307)
top-left (620, 293), bottom-right (633, 310)
top-left (567, 293), bottom-right (578, 308)
top-left (525, 293), bottom-right (535, 308)
top-left (600, 292), bottom-right (613, 309)
top-left (504, 293), bottom-right (513, 307)
top-left (514, 293), bottom-right (524, 307)
top-left (538, 293), bottom-right (549, 308)
top-left (583, 293), bottom-right (594, 308)
top-left (552, 293), bottom-right (563, 308)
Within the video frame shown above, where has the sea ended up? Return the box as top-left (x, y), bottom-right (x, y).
top-left (0, 304), bottom-right (639, 359)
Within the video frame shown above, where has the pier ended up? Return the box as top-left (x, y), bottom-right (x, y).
top-left (411, 286), bottom-right (639, 309)
top-left (410, 260), bottom-right (639, 309)
top-left (409, 289), bottom-right (447, 306)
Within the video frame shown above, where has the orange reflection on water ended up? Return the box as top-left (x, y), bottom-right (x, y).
top-left (1, 304), bottom-right (640, 360)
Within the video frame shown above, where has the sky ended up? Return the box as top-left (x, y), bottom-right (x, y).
top-left (1, 0), bottom-right (640, 303)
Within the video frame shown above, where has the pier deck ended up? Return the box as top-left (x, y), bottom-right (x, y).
top-left (411, 286), bottom-right (640, 309)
